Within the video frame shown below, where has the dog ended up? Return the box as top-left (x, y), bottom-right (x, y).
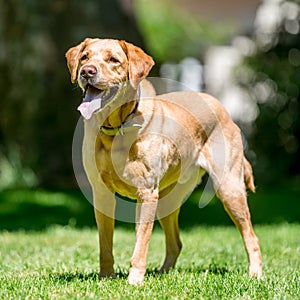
top-left (65, 38), bottom-right (262, 285)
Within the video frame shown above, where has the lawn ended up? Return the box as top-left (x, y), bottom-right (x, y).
top-left (0, 187), bottom-right (299, 299)
top-left (0, 224), bottom-right (299, 299)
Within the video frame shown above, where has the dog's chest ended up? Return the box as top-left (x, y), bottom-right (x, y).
top-left (93, 132), bottom-right (180, 199)
top-left (93, 133), bottom-right (136, 198)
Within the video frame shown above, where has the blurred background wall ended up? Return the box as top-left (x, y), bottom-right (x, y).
top-left (0, 0), bottom-right (299, 190)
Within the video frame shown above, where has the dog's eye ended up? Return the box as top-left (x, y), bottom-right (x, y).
top-left (109, 57), bottom-right (120, 63)
top-left (81, 54), bottom-right (88, 61)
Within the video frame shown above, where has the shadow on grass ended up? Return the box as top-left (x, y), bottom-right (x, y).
top-left (0, 189), bottom-right (95, 231)
top-left (49, 262), bottom-right (230, 284)
top-left (50, 272), bottom-right (100, 282)
top-left (50, 270), bottom-right (130, 282)
top-left (0, 184), bottom-right (299, 231)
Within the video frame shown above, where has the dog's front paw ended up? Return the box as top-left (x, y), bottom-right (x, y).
top-left (99, 268), bottom-right (115, 279)
top-left (249, 264), bottom-right (262, 279)
top-left (127, 267), bottom-right (145, 285)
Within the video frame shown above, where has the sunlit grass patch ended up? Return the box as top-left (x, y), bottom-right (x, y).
top-left (0, 224), bottom-right (299, 299)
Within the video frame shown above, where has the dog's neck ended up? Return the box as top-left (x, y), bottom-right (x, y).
top-left (91, 82), bottom-right (141, 135)
top-left (102, 100), bottom-right (138, 129)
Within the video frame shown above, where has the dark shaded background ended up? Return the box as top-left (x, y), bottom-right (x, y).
top-left (0, 0), bottom-right (145, 188)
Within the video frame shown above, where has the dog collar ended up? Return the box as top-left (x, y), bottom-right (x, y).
top-left (99, 86), bottom-right (142, 136)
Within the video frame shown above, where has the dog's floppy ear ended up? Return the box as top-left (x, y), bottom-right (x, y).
top-left (119, 40), bottom-right (154, 89)
top-left (65, 38), bottom-right (91, 83)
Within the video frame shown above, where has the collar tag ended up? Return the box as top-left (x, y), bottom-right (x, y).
top-left (100, 123), bottom-right (142, 136)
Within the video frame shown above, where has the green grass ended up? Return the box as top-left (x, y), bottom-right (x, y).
top-left (0, 186), bottom-right (299, 299)
top-left (0, 224), bottom-right (299, 299)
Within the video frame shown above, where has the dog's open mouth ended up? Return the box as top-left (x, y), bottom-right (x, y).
top-left (77, 84), bottom-right (119, 120)
top-left (77, 85), bottom-right (104, 120)
top-left (83, 84), bottom-right (105, 102)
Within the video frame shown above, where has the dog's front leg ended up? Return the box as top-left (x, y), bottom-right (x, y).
top-left (128, 187), bottom-right (158, 285)
top-left (95, 209), bottom-right (115, 278)
top-left (93, 189), bottom-right (116, 278)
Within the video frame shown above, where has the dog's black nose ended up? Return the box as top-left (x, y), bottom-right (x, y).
top-left (80, 65), bottom-right (97, 79)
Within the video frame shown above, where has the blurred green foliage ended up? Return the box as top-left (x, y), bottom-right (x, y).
top-left (0, 186), bottom-right (299, 231)
top-left (235, 0), bottom-right (300, 185)
top-left (135, 0), bottom-right (234, 63)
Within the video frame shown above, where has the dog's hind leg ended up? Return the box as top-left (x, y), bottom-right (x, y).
top-left (199, 126), bottom-right (262, 278)
top-left (158, 207), bottom-right (182, 273)
top-left (217, 177), bottom-right (262, 278)
top-left (205, 150), bottom-right (262, 278)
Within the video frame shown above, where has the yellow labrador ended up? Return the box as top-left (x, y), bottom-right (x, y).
top-left (66, 38), bottom-right (262, 285)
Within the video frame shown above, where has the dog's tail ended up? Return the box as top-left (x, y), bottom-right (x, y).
top-left (244, 157), bottom-right (256, 193)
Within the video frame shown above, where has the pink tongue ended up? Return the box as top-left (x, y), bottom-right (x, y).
top-left (77, 99), bottom-right (102, 119)
top-left (77, 86), bottom-right (104, 119)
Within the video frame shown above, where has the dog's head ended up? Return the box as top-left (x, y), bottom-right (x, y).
top-left (65, 38), bottom-right (154, 119)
